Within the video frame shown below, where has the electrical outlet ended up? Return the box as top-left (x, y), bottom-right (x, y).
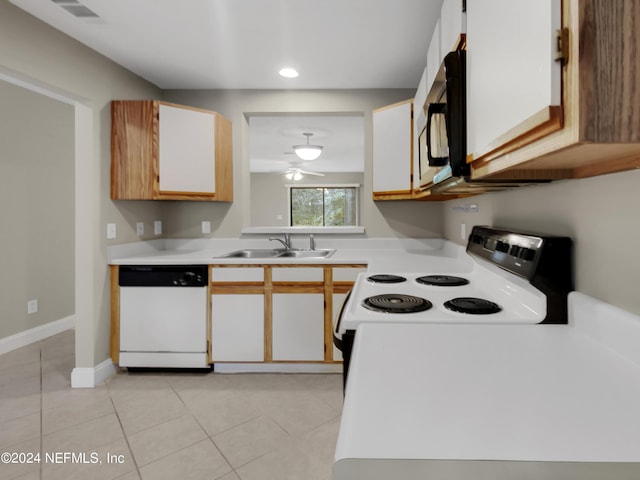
top-left (136, 222), bottom-right (144, 236)
top-left (154, 220), bottom-right (162, 235)
top-left (107, 223), bottom-right (116, 239)
top-left (27, 299), bottom-right (38, 314)
top-left (201, 221), bottom-right (211, 234)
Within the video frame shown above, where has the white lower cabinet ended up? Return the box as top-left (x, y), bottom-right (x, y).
top-left (272, 293), bottom-right (325, 361)
top-left (211, 294), bottom-right (264, 361)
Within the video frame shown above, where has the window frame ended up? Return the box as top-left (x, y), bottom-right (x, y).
top-left (286, 183), bottom-right (360, 227)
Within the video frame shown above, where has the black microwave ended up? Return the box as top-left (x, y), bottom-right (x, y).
top-left (418, 49), bottom-right (468, 189)
top-left (419, 50), bottom-right (549, 194)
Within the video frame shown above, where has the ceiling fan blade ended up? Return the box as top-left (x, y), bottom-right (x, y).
top-left (298, 169), bottom-right (325, 176)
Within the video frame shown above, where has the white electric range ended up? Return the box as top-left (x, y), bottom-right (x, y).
top-left (333, 226), bottom-right (574, 388)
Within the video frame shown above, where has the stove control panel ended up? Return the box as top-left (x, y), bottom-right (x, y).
top-left (466, 226), bottom-right (570, 281)
top-left (467, 226), bottom-right (573, 324)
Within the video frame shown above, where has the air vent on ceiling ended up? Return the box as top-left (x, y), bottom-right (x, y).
top-left (51, 0), bottom-right (100, 19)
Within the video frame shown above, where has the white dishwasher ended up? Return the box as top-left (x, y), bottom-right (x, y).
top-left (118, 265), bottom-right (208, 368)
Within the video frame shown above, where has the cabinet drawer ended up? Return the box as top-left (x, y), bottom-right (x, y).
top-left (272, 267), bottom-right (324, 282)
top-left (211, 267), bottom-right (264, 282)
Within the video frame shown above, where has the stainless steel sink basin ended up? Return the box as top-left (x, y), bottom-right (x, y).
top-left (276, 249), bottom-right (336, 258)
top-left (215, 248), bottom-right (336, 259)
top-left (218, 249), bottom-right (284, 258)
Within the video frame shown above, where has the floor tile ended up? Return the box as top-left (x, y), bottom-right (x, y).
top-left (216, 472), bottom-right (241, 480)
top-left (0, 332), bottom-right (343, 480)
top-left (187, 389), bottom-right (263, 437)
top-left (0, 412), bottom-right (40, 451)
top-left (0, 390), bottom-right (41, 425)
top-left (0, 436), bottom-right (40, 480)
top-left (212, 415), bottom-right (289, 468)
top-left (0, 362), bottom-right (41, 392)
top-left (257, 389), bottom-right (341, 437)
top-left (127, 414), bottom-right (207, 467)
top-left (42, 413), bottom-right (124, 453)
top-left (235, 437), bottom-right (330, 480)
top-left (41, 437), bottom-right (135, 480)
top-left (301, 417), bottom-right (342, 466)
top-left (113, 471), bottom-right (142, 480)
top-left (109, 382), bottom-right (188, 436)
top-left (139, 439), bottom-right (231, 480)
top-left (0, 345), bottom-right (41, 373)
top-left (42, 387), bottom-right (114, 434)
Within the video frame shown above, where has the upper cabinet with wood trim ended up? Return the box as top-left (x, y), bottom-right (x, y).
top-left (440, 0), bottom-right (466, 54)
top-left (466, 0), bottom-right (563, 168)
top-left (372, 99), bottom-right (414, 200)
top-left (468, 0), bottom-right (640, 180)
top-left (111, 100), bottom-right (233, 201)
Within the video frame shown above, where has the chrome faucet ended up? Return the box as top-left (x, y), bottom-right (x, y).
top-left (309, 234), bottom-right (315, 250)
top-left (269, 233), bottom-right (292, 250)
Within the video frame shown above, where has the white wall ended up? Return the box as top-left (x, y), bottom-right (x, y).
top-left (162, 89), bottom-right (444, 239)
top-left (443, 169), bottom-right (640, 316)
top-left (0, 1), bottom-right (161, 368)
top-left (0, 80), bottom-right (74, 340)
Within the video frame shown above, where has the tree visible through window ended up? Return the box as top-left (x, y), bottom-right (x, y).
top-left (290, 187), bottom-right (357, 226)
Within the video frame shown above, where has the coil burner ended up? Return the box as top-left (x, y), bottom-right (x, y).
top-left (444, 297), bottom-right (502, 315)
top-left (367, 274), bottom-right (407, 284)
top-left (363, 294), bottom-right (433, 314)
top-left (416, 275), bottom-right (470, 287)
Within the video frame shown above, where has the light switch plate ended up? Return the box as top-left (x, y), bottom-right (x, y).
top-left (136, 222), bottom-right (144, 236)
top-left (154, 220), bottom-right (162, 235)
top-left (201, 221), bottom-right (211, 234)
top-left (107, 223), bottom-right (116, 239)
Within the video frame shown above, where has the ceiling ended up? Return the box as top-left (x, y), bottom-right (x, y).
top-left (9, 0), bottom-right (442, 172)
top-left (10, 0), bottom-right (442, 90)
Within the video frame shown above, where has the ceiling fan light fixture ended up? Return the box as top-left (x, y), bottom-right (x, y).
top-left (293, 132), bottom-right (323, 161)
top-left (285, 169), bottom-right (304, 181)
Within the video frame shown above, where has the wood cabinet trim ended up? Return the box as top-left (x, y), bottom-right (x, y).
top-left (109, 265), bottom-right (120, 363)
top-left (264, 267), bottom-right (273, 362)
top-left (110, 100), bottom-right (232, 201)
top-left (470, 0), bottom-right (640, 181)
top-left (469, 106), bottom-right (564, 168)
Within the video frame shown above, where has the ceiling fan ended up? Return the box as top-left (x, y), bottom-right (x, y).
top-left (269, 161), bottom-right (325, 181)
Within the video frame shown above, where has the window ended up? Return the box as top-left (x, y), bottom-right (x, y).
top-left (289, 185), bottom-right (359, 227)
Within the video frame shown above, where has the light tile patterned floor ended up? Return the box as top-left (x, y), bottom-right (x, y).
top-left (0, 331), bottom-right (343, 480)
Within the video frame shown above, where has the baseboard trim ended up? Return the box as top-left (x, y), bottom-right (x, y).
top-left (214, 363), bottom-right (343, 374)
top-left (0, 315), bottom-right (76, 355)
top-left (71, 358), bottom-right (116, 388)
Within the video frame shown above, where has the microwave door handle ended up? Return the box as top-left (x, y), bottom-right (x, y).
top-left (426, 103), bottom-right (448, 167)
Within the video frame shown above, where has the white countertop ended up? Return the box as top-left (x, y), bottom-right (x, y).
top-left (108, 238), bottom-right (473, 273)
top-left (334, 293), bottom-right (640, 479)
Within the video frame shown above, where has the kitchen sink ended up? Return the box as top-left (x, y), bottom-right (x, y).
top-left (218, 249), bottom-right (284, 258)
top-left (276, 249), bottom-right (336, 258)
top-left (216, 248), bottom-right (336, 259)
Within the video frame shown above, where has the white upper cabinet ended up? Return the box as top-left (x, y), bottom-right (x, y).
top-left (466, 0), bottom-right (562, 162)
top-left (440, 0), bottom-right (466, 54)
top-left (372, 99), bottom-right (413, 198)
top-left (111, 100), bottom-right (233, 201)
top-left (158, 104), bottom-right (216, 194)
top-left (426, 19), bottom-right (441, 90)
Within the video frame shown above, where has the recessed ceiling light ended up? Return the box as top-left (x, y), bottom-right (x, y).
top-left (279, 67), bottom-right (299, 78)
